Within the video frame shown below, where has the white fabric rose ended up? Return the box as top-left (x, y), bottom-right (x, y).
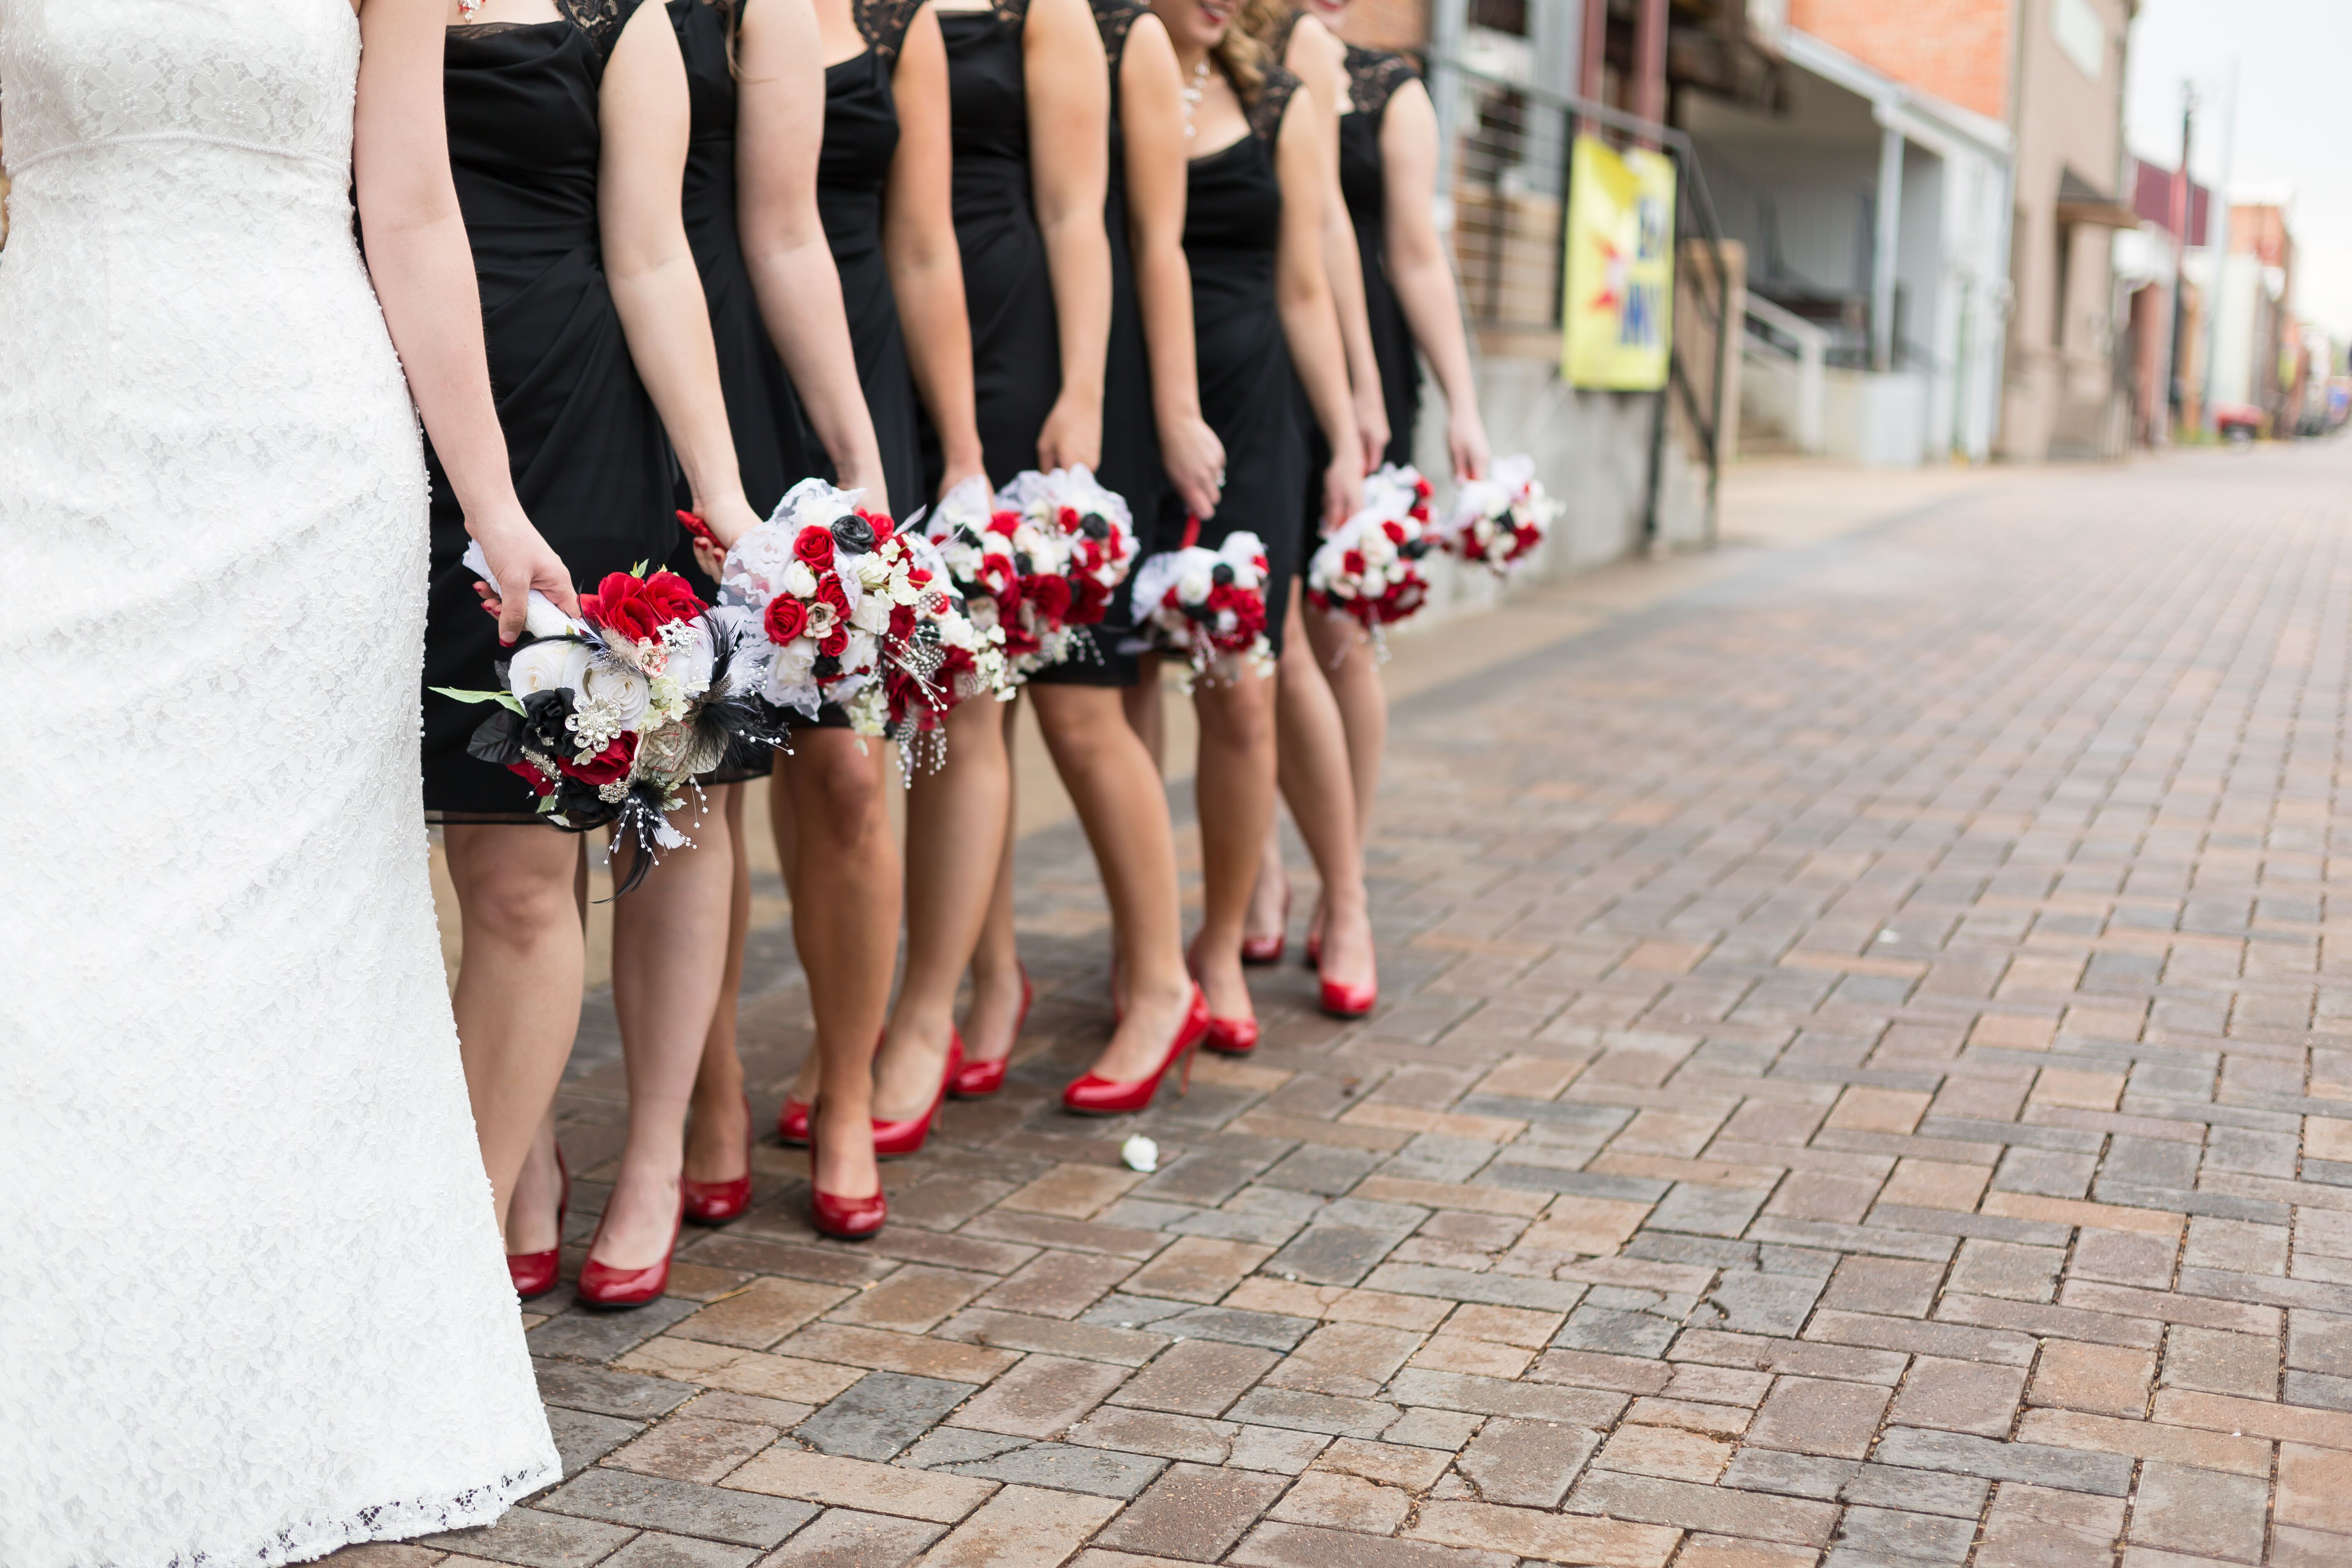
top-left (781, 560), bottom-right (818, 599)
top-left (580, 661), bottom-right (650, 728)
top-left (508, 638), bottom-right (592, 697)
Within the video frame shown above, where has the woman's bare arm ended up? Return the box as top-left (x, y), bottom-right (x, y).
top-left (354, 0), bottom-right (577, 636)
top-left (885, 6), bottom-right (989, 499)
top-left (1380, 80), bottom-right (1486, 479)
top-left (1284, 15), bottom-right (1384, 470)
top-left (598, 4), bottom-right (763, 545)
top-left (736, 0), bottom-right (889, 501)
top-left (1122, 13), bottom-right (1223, 519)
top-left (1271, 91), bottom-right (1361, 528)
top-left (1025, 0), bottom-right (1113, 472)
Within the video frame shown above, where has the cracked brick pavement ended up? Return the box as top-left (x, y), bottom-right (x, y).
top-left (351, 445), bottom-right (2352, 1568)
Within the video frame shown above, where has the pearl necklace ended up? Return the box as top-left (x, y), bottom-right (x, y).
top-left (1182, 58), bottom-right (1209, 140)
top-left (458, 0), bottom-right (483, 18)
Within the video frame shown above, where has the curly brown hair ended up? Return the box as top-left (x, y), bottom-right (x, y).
top-left (1213, 0), bottom-right (1287, 102)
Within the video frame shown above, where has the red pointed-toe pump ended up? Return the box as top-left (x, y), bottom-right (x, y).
top-left (1063, 986), bottom-right (1211, 1115)
top-left (871, 1033), bottom-right (962, 1158)
top-left (683, 1095), bottom-right (755, 1225)
top-left (808, 1117), bottom-right (887, 1240)
top-left (951, 967), bottom-right (1031, 1099)
top-left (575, 1181), bottom-right (685, 1310)
top-left (1202, 1010), bottom-right (1260, 1056)
top-left (506, 1144), bottom-right (570, 1302)
top-left (1319, 975), bottom-right (1378, 1020)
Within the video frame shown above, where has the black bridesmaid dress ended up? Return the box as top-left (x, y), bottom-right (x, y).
top-left (423, 1), bottom-right (680, 820)
top-left (818, 0), bottom-right (930, 519)
top-left (1031, 0), bottom-right (1166, 687)
top-left (1183, 68), bottom-right (1307, 654)
top-left (668, 0), bottom-right (820, 778)
top-left (924, 0), bottom-right (1061, 494)
top-left (1341, 45), bottom-right (1421, 469)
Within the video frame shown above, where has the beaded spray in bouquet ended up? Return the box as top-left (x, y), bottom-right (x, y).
top-left (434, 546), bottom-right (790, 894)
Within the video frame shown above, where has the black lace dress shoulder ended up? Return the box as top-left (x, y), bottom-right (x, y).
top-left (855, 0), bottom-right (929, 58)
top-left (1345, 44), bottom-right (1416, 117)
top-left (1248, 64), bottom-right (1301, 144)
top-left (424, 8), bottom-right (677, 818)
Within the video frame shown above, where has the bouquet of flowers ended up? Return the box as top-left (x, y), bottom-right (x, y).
top-left (1443, 454), bottom-right (1557, 576)
top-left (1129, 527), bottom-right (1274, 691)
top-left (434, 544), bottom-right (788, 893)
top-left (1305, 473), bottom-right (1435, 656)
top-left (723, 479), bottom-right (998, 774)
top-left (925, 468), bottom-right (1136, 678)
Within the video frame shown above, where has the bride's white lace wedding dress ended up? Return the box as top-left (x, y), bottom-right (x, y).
top-left (0, 3), bottom-right (561, 1563)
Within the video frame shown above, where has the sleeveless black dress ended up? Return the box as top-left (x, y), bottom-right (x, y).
top-left (1032, 0), bottom-right (1164, 688)
top-left (818, 0), bottom-right (928, 519)
top-left (1342, 46), bottom-right (1420, 468)
top-left (668, 0), bottom-right (820, 777)
top-left (1184, 69), bottom-right (1306, 654)
top-left (423, 2), bottom-right (679, 820)
top-left (924, 0), bottom-right (1060, 495)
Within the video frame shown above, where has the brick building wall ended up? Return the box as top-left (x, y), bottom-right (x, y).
top-left (1787, 0), bottom-right (2014, 121)
top-left (1342, 0), bottom-right (1431, 55)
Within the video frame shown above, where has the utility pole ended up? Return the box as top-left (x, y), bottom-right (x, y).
top-left (2196, 58), bottom-right (2239, 435)
top-left (2166, 83), bottom-right (2195, 433)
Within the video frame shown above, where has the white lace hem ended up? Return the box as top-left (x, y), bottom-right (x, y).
top-left (169, 1456), bottom-right (563, 1568)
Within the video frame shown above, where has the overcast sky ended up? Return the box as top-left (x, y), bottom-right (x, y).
top-left (2124, 0), bottom-right (2352, 339)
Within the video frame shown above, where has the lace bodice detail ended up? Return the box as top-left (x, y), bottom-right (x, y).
top-left (1346, 44), bottom-right (1416, 118)
top-left (1092, 0), bottom-right (1146, 61)
top-left (0, 0), bottom-right (355, 175)
top-left (451, 0), bottom-right (649, 56)
top-left (856, 0), bottom-right (929, 58)
top-left (1248, 64), bottom-right (1301, 143)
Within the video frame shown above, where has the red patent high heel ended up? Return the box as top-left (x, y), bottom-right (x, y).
top-left (507, 1144), bottom-right (570, 1303)
top-left (683, 1095), bottom-right (755, 1225)
top-left (808, 1112), bottom-right (887, 1240)
top-left (872, 1032), bottom-right (962, 1158)
top-left (1063, 986), bottom-right (1211, 1115)
top-left (951, 966), bottom-right (1031, 1100)
top-left (1314, 910), bottom-right (1377, 1019)
top-left (777, 1095), bottom-right (811, 1147)
top-left (576, 1180), bottom-right (684, 1310)
top-left (1242, 886), bottom-right (1291, 967)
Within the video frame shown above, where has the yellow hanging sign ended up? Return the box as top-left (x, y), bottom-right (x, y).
top-left (1562, 135), bottom-right (1676, 390)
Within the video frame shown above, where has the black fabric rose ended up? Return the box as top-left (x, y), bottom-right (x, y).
top-left (830, 514), bottom-right (876, 555)
top-left (1211, 562), bottom-right (1235, 586)
top-left (1080, 512), bottom-right (1110, 540)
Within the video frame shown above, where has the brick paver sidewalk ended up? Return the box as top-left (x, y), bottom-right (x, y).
top-left (364, 444), bottom-right (2352, 1567)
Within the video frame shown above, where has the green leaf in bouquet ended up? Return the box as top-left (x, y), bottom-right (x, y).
top-left (431, 685), bottom-right (528, 715)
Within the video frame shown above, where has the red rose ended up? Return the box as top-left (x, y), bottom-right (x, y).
top-left (644, 570), bottom-right (708, 624)
top-left (815, 574), bottom-right (850, 613)
top-left (582, 573), bottom-right (666, 644)
top-left (859, 508), bottom-right (895, 544)
top-left (819, 627), bottom-right (849, 658)
top-left (1028, 575), bottom-right (1073, 625)
top-left (908, 566), bottom-right (933, 588)
top-left (559, 732), bottom-right (636, 786)
top-left (794, 526), bottom-right (835, 568)
top-left (1058, 505), bottom-right (1082, 534)
top-left (1071, 576), bottom-right (1110, 624)
top-left (764, 596), bottom-right (810, 643)
top-left (1382, 520), bottom-right (1406, 545)
top-left (987, 511), bottom-right (1020, 538)
top-left (888, 603), bottom-right (918, 642)
top-left (1343, 549), bottom-right (1367, 575)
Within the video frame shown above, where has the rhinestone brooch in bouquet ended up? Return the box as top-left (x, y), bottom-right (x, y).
top-left (1443, 454), bottom-right (1559, 577)
top-left (721, 478), bottom-right (999, 779)
top-left (434, 545), bottom-right (789, 893)
top-left (1129, 524), bottom-right (1273, 692)
top-left (1306, 465), bottom-right (1437, 661)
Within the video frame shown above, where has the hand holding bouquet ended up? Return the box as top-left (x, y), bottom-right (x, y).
top-left (1129, 528), bottom-right (1273, 692)
top-left (1306, 469), bottom-right (1435, 656)
top-left (436, 543), bottom-right (788, 892)
top-left (1443, 454), bottom-right (1557, 576)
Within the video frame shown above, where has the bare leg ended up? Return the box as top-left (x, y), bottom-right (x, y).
top-left (686, 782), bottom-right (752, 1184)
top-left (874, 698), bottom-right (1011, 1118)
top-left (445, 823), bottom-right (586, 1247)
top-left (1123, 652), bottom-right (1168, 771)
top-left (1301, 603), bottom-right (1386, 831)
top-left (1274, 589), bottom-right (1375, 991)
top-left (779, 730), bottom-right (896, 1197)
top-left (955, 698), bottom-right (1028, 1076)
top-left (1187, 663), bottom-right (1278, 1024)
top-left (1032, 682), bottom-right (1197, 1078)
top-left (1243, 818), bottom-right (1291, 952)
top-left (596, 796), bottom-right (736, 1267)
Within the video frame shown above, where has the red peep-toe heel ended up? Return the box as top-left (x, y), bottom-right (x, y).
top-left (506, 1144), bottom-right (569, 1302)
top-left (951, 966), bottom-right (1031, 1099)
top-left (1063, 987), bottom-right (1211, 1115)
top-left (575, 1181), bottom-right (684, 1310)
top-left (872, 1033), bottom-right (962, 1158)
top-left (683, 1095), bottom-right (755, 1225)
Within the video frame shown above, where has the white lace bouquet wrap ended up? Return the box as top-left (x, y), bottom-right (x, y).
top-left (1129, 530), bottom-right (1274, 692)
top-left (1443, 454), bottom-right (1557, 575)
